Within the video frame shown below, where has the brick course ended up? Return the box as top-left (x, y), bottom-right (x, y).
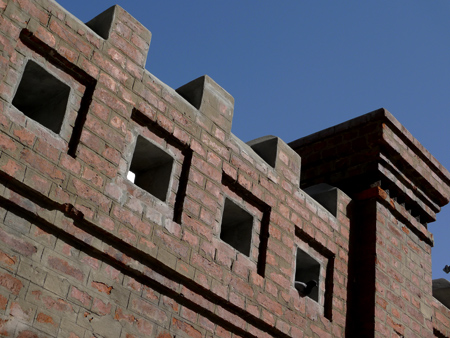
top-left (0, 1), bottom-right (448, 337)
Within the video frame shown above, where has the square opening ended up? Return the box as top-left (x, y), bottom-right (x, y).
top-left (128, 135), bottom-right (174, 202)
top-left (220, 198), bottom-right (254, 256)
top-left (295, 247), bottom-right (321, 302)
top-left (12, 60), bottom-right (70, 134)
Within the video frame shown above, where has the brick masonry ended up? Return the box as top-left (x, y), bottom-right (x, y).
top-left (0, 1), bottom-right (448, 337)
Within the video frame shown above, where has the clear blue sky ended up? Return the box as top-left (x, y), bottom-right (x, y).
top-left (55, 0), bottom-right (450, 279)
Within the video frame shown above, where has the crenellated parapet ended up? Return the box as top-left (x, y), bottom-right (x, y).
top-left (0, 1), bottom-right (448, 338)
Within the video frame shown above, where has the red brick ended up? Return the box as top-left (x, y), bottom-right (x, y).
top-left (25, 171), bottom-right (51, 195)
top-left (131, 297), bottom-right (168, 325)
top-left (94, 52), bottom-right (130, 84)
top-left (48, 256), bottom-right (83, 281)
top-left (34, 139), bottom-right (60, 163)
top-left (99, 72), bottom-right (116, 92)
top-left (96, 87), bottom-right (128, 117)
top-left (0, 132), bottom-right (18, 152)
top-left (82, 167), bottom-right (103, 188)
top-left (130, 32), bottom-right (148, 51)
top-left (16, 330), bottom-right (40, 338)
top-left (114, 307), bottom-right (136, 324)
top-left (110, 32), bottom-right (145, 66)
top-left (70, 178), bottom-right (110, 212)
top-left (70, 286), bottom-right (91, 307)
top-left (36, 312), bottom-right (57, 326)
top-left (0, 228), bottom-right (37, 256)
top-left (102, 145), bottom-right (121, 165)
top-left (136, 318), bottom-right (155, 335)
top-left (78, 56), bottom-right (99, 80)
top-left (107, 48), bottom-right (126, 68)
top-left (38, 294), bottom-right (74, 313)
top-left (91, 281), bottom-right (113, 295)
top-left (190, 253), bottom-right (222, 281)
top-left (118, 226), bottom-right (137, 245)
top-left (172, 318), bottom-right (202, 338)
top-left (256, 292), bottom-right (282, 316)
top-left (57, 42), bottom-right (78, 63)
top-left (0, 271), bottom-right (23, 295)
top-left (112, 205), bottom-right (151, 236)
top-left (13, 0), bottom-right (49, 24)
top-left (0, 294), bottom-right (6, 313)
top-left (92, 298), bottom-right (111, 316)
top-left (85, 115), bottom-right (125, 151)
top-left (156, 230), bottom-right (189, 257)
top-left (310, 324), bottom-right (331, 338)
top-left (34, 25), bottom-right (56, 48)
top-left (20, 148), bottom-right (65, 183)
top-left (80, 129), bottom-right (105, 153)
top-left (1, 157), bottom-right (24, 179)
top-left (49, 18), bottom-right (92, 55)
top-left (78, 146), bottom-right (116, 178)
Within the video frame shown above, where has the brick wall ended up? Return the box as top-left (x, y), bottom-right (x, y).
top-left (0, 1), bottom-right (448, 337)
top-left (290, 110), bottom-right (450, 337)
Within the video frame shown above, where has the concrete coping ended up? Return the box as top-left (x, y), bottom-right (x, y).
top-left (433, 278), bottom-right (450, 309)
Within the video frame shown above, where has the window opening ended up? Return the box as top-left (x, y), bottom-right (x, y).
top-left (295, 247), bottom-right (320, 302)
top-left (12, 60), bottom-right (70, 134)
top-left (220, 198), bottom-right (254, 256)
top-left (128, 135), bottom-right (174, 202)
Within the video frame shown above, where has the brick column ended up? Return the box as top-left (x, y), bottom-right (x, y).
top-left (290, 108), bottom-right (450, 337)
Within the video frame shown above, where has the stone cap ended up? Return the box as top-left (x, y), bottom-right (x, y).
top-left (289, 108), bottom-right (450, 225)
top-left (433, 278), bottom-right (450, 309)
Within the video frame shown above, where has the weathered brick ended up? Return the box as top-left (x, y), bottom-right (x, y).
top-left (112, 204), bottom-right (151, 236)
top-left (78, 146), bottom-right (117, 178)
top-left (47, 256), bottom-right (84, 282)
top-left (0, 270), bottom-right (23, 295)
top-left (13, 0), bottom-right (49, 24)
top-left (110, 32), bottom-right (145, 66)
top-left (93, 51), bottom-right (129, 85)
top-left (20, 148), bottom-right (65, 183)
top-left (69, 177), bottom-right (110, 212)
top-left (69, 286), bottom-right (91, 308)
top-left (49, 18), bottom-right (92, 55)
top-left (0, 155), bottom-right (25, 179)
top-left (0, 3), bottom-right (447, 338)
top-left (0, 227), bottom-right (36, 256)
top-left (130, 296), bottom-right (169, 325)
top-left (85, 114), bottom-right (125, 151)
top-left (172, 317), bottom-right (202, 338)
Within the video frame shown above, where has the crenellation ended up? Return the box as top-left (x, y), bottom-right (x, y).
top-left (0, 1), bottom-right (449, 337)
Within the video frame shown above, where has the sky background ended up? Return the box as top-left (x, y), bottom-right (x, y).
top-left (54, 0), bottom-right (450, 279)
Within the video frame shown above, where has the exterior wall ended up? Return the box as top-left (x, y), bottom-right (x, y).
top-left (374, 201), bottom-right (434, 338)
top-left (290, 110), bottom-right (450, 338)
top-left (0, 1), bottom-right (352, 337)
top-left (351, 196), bottom-right (435, 338)
top-left (0, 1), bottom-right (448, 338)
